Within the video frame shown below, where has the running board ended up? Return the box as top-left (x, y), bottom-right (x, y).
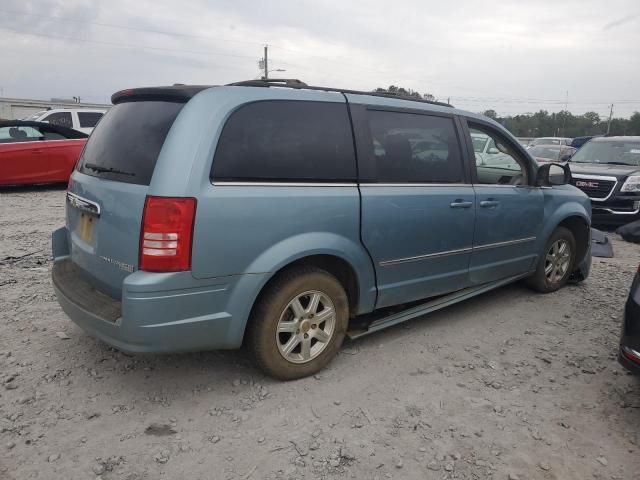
top-left (346, 273), bottom-right (528, 340)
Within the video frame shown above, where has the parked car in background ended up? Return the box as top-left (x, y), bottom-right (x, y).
top-left (570, 135), bottom-right (597, 149)
top-left (0, 120), bottom-right (87, 186)
top-left (528, 144), bottom-right (576, 163)
top-left (528, 137), bottom-right (573, 147)
top-left (471, 131), bottom-right (514, 166)
top-left (51, 80), bottom-right (592, 380)
top-left (568, 136), bottom-right (640, 225)
top-left (24, 108), bottom-right (107, 134)
top-left (619, 262), bottom-right (640, 374)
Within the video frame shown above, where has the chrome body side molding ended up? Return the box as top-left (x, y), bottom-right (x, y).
top-left (379, 237), bottom-right (537, 267)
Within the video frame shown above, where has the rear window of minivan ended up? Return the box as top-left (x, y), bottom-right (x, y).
top-left (77, 101), bottom-right (183, 185)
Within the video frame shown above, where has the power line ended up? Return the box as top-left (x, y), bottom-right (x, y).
top-left (0, 8), bottom-right (391, 75)
top-left (0, 8), bottom-right (266, 47)
top-left (447, 96), bottom-right (640, 106)
top-left (0, 26), bottom-right (258, 62)
top-left (3, 10), bottom-right (638, 116)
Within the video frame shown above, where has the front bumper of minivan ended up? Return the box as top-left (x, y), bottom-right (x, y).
top-left (51, 227), bottom-right (265, 353)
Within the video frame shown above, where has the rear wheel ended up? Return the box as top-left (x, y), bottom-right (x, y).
top-left (247, 267), bottom-right (349, 380)
top-left (527, 226), bottom-right (576, 293)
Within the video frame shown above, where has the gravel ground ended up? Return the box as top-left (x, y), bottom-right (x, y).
top-left (1, 185), bottom-right (639, 480)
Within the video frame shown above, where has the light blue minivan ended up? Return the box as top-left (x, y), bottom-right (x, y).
top-left (52, 79), bottom-right (591, 379)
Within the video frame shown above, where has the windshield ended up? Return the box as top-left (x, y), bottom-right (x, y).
top-left (571, 140), bottom-right (640, 166)
top-left (529, 146), bottom-right (560, 159)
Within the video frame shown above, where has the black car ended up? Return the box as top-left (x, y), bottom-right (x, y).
top-left (568, 136), bottom-right (640, 225)
top-left (619, 263), bottom-right (640, 374)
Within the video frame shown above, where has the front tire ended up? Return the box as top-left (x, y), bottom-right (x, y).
top-left (247, 266), bottom-right (349, 380)
top-left (527, 226), bottom-right (576, 293)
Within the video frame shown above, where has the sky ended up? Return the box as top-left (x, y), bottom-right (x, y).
top-left (1, 0), bottom-right (639, 118)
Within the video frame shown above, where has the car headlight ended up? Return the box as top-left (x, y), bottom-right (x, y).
top-left (621, 175), bottom-right (640, 192)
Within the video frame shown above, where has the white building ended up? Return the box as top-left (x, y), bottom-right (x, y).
top-left (0, 97), bottom-right (110, 120)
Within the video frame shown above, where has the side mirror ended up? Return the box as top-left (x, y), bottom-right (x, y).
top-left (487, 147), bottom-right (500, 154)
top-left (559, 153), bottom-right (572, 162)
top-left (536, 163), bottom-right (571, 186)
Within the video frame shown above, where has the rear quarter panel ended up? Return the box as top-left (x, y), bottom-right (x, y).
top-left (151, 87), bottom-right (378, 314)
top-left (191, 184), bottom-right (377, 315)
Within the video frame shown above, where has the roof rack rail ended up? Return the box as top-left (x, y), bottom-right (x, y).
top-left (228, 79), bottom-right (308, 88)
top-left (226, 79), bottom-right (453, 108)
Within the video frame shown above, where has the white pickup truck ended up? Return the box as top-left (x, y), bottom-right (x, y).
top-left (24, 108), bottom-right (108, 134)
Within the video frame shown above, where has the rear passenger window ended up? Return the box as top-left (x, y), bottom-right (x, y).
top-left (367, 110), bottom-right (463, 183)
top-left (211, 101), bottom-right (356, 182)
top-left (0, 126), bottom-right (43, 143)
top-left (78, 111), bottom-right (103, 128)
top-left (44, 112), bottom-right (72, 129)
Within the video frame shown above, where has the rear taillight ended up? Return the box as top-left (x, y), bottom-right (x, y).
top-left (139, 196), bottom-right (196, 272)
top-left (621, 346), bottom-right (640, 365)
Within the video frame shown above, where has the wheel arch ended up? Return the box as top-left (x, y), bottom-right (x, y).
top-left (539, 201), bottom-right (590, 267)
top-left (556, 215), bottom-right (590, 266)
top-left (252, 254), bottom-right (363, 319)
top-left (224, 233), bottom-right (377, 348)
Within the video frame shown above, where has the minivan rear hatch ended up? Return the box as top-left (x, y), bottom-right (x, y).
top-left (66, 91), bottom-right (194, 298)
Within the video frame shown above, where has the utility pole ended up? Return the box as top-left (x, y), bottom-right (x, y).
top-left (606, 103), bottom-right (614, 135)
top-left (258, 45), bottom-right (285, 79)
top-left (263, 45), bottom-right (268, 80)
top-left (561, 90), bottom-right (568, 136)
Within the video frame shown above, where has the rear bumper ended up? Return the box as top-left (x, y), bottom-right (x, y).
top-left (618, 346), bottom-right (640, 375)
top-left (51, 227), bottom-right (266, 353)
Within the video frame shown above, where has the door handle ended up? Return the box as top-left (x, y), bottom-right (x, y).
top-left (480, 200), bottom-right (500, 208)
top-left (450, 200), bottom-right (473, 209)
top-left (31, 149), bottom-right (44, 154)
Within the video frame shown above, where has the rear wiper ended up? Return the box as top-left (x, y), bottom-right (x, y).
top-left (85, 162), bottom-right (136, 176)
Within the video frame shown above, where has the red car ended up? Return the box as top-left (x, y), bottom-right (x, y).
top-left (0, 120), bottom-right (88, 186)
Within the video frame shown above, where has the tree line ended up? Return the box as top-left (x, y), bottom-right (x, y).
top-left (481, 109), bottom-right (640, 138)
top-left (374, 85), bottom-right (640, 137)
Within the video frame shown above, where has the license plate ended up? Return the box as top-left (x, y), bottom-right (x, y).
top-left (76, 213), bottom-right (95, 244)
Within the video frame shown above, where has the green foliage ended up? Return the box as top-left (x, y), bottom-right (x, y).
top-left (373, 87), bottom-right (639, 137)
top-left (374, 85), bottom-right (435, 101)
top-left (492, 110), bottom-right (640, 137)
top-left (482, 109), bottom-right (498, 120)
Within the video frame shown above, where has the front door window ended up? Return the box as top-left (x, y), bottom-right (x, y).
top-left (470, 127), bottom-right (528, 186)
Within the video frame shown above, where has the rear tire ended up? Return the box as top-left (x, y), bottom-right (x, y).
top-left (247, 266), bottom-right (349, 380)
top-left (527, 226), bottom-right (576, 293)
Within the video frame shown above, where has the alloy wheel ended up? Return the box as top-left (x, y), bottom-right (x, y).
top-left (545, 239), bottom-right (571, 284)
top-left (276, 290), bottom-right (336, 364)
